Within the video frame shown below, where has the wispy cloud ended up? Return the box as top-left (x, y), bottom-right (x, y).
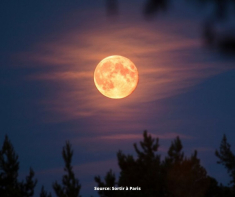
top-left (98, 132), bottom-right (193, 140)
top-left (193, 147), bottom-right (214, 152)
top-left (18, 12), bottom-right (231, 124)
top-left (28, 71), bottom-right (92, 80)
top-left (67, 132), bottom-right (194, 154)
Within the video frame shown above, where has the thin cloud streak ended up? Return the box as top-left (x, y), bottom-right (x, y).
top-left (98, 133), bottom-right (193, 140)
top-left (27, 71), bottom-right (92, 81)
top-left (193, 147), bottom-right (214, 152)
top-left (18, 10), bottom-right (231, 124)
top-left (69, 132), bottom-right (194, 153)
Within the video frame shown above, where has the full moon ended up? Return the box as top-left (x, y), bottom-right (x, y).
top-left (94, 55), bottom-right (138, 99)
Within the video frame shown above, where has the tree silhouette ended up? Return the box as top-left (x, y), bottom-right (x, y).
top-left (0, 135), bottom-right (37, 197)
top-left (2, 133), bottom-right (235, 197)
top-left (106, 0), bottom-right (235, 55)
top-left (95, 130), bottom-right (221, 197)
top-left (144, 0), bottom-right (169, 17)
top-left (40, 186), bottom-right (52, 197)
top-left (163, 137), bottom-right (210, 197)
top-left (53, 141), bottom-right (81, 197)
top-left (117, 130), bottom-right (162, 197)
top-left (20, 168), bottom-right (37, 197)
top-left (94, 169), bottom-right (117, 197)
top-left (216, 135), bottom-right (235, 190)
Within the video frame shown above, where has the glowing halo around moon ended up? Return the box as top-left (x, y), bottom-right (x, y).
top-left (94, 55), bottom-right (139, 99)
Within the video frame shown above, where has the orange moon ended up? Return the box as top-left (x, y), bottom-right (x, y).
top-left (94, 55), bottom-right (138, 99)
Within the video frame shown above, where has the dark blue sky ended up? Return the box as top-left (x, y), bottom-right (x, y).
top-left (1, 1), bottom-right (235, 196)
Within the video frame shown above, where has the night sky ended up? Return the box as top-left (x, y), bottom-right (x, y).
top-left (1, 0), bottom-right (235, 196)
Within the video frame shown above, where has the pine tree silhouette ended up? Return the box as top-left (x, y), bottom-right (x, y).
top-left (0, 135), bottom-right (37, 197)
top-left (216, 135), bottom-right (235, 191)
top-left (40, 186), bottom-right (52, 197)
top-left (53, 141), bottom-right (81, 197)
top-left (95, 130), bottom-right (218, 197)
top-left (94, 169), bottom-right (117, 197)
top-left (164, 137), bottom-right (209, 197)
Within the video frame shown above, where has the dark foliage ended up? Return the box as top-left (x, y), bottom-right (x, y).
top-left (163, 137), bottom-right (210, 197)
top-left (106, 0), bottom-right (235, 55)
top-left (197, 0), bottom-right (235, 19)
top-left (0, 135), bottom-right (37, 197)
top-left (95, 169), bottom-right (117, 197)
top-left (216, 135), bottom-right (235, 190)
top-left (40, 186), bottom-right (52, 197)
top-left (53, 141), bottom-right (81, 197)
top-left (117, 131), bottom-right (162, 196)
top-left (95, 130), bottom-right (223, 197)
top-left (144, 0), bottom-right (169, 17)
top-left (2, 133), bottom-right (235, 197)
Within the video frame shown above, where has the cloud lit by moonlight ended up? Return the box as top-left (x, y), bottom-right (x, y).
top-left (94, 55), bottom-right (139, 99)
